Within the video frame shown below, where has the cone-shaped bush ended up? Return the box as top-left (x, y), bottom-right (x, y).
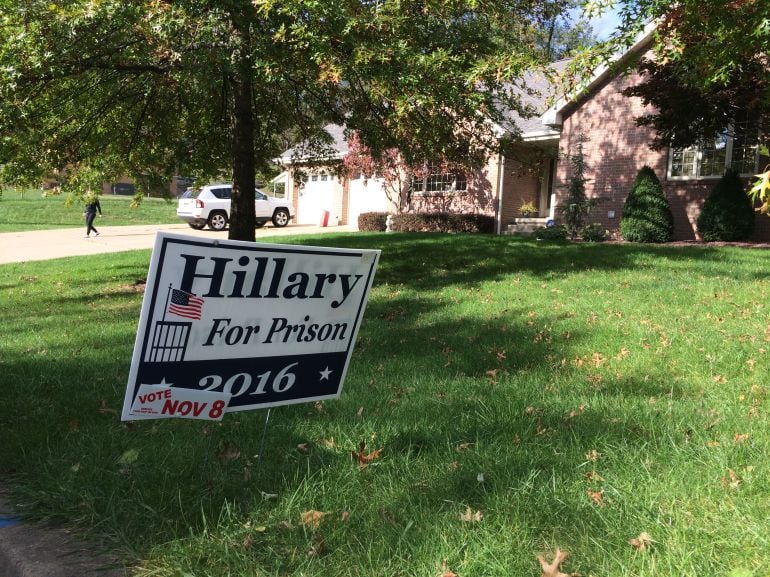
top-left (620, 166), bottom-right (674, 243)
top-left (696, 170), bottom-right (754, 241)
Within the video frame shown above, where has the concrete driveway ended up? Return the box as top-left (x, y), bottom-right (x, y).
top-left (0, 223), bottom-right (356, 265)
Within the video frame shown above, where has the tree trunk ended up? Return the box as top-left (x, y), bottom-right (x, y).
top-left (229, 16), bottom-right (256, 242)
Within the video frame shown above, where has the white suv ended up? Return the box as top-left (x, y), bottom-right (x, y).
top-left (176, 184), bottom-right (293, 231)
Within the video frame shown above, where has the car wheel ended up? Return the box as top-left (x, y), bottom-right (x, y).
top-left (272, 208), bottom-right (290, 228)
top-left (208, 211), bottom-right (228, 231)
top-left (255, 220), bottom-right (267, 229)
top-left (188, 223), bottom-right (206, 230)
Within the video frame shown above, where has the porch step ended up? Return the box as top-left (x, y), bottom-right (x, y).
top-left (503, 217), bottom-right (547, 235)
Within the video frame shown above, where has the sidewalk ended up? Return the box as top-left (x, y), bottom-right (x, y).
top-left (0, 222), bottom-right (356, 265)
top-left (0, 490), bottom-right (127, 577)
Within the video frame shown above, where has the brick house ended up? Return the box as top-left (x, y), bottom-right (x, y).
top-left (545, 30), bottom-right (769, 241)
top-left (279, 26), bottom-right (769, 239)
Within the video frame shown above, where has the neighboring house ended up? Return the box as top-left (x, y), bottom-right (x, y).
top-left (278, 26), bottom-right (769, 240)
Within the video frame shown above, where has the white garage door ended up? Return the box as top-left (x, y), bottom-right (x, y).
top-left (348, 178), bottom-right (392, 229)
top-left (297, 177), bottom-right (336, 225)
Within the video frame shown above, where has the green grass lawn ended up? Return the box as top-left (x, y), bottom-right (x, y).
top-left (0, 187), bottom-right (178, 232)
top-left (1, 233), bottom-right (769, 576)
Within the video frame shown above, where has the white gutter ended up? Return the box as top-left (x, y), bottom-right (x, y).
top-left (521, 129), bottom-right (561, 142)
top-left (541, 20), bottom-right (658, 129)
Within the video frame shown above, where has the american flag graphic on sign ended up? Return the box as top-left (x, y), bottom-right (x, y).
top-left (167, 288), bottom-right (204, 320)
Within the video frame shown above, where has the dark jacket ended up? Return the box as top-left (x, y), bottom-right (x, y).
top-left (84, 199), bottom-right (102, 215)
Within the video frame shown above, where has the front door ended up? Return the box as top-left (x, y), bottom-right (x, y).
top-left (539, 157), bottom-right (557, 218)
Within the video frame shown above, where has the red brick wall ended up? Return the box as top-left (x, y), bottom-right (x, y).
top-left (410, 163), bottom-right (498, 216)
top-left (557, 67), bottom-right (770, 241)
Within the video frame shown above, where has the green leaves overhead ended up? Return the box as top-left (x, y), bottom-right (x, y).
top-left (1, 0), bottom-right (561, 237)
top-left (609, 0), bottom-right (769, 151)
top-left (1, 0), bottom-right (552, 177)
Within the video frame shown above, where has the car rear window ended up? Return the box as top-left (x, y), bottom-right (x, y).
top-left (210, 187), bottom-right (232, 199)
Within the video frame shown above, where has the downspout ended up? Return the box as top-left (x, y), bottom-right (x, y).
top-left (496, 152), bottom-right (506, 235)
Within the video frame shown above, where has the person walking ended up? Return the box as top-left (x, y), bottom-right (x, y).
top-left (84, 194), bottom-right (102, 238)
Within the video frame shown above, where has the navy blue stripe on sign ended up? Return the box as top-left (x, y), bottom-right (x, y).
top-left (134, 352), bottom-right (348, 409)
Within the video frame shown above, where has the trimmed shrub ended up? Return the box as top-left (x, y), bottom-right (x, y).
top-left (581, 223), bottom-right (608, 242)
top-left (619, 166), bottom-right (674, 243)
top-left (390, 212), bottom-right (495, 233)
top-left (358, 212), bottom-right (388, 232)
top-left (533, 224), bottom-right (568, 242)
top-left (560, 136), bottom-right (594, 239)
top-left (696, 170), bottom-right (754, 241)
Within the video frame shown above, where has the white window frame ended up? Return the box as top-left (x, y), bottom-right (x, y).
top-left (412, 161), bottom-right (467, 194)
top-left (668, 123), bottom-right (759, 180)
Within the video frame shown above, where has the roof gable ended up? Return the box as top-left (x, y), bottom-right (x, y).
top-left (277, 124), bottom-right (348, 164)
top-left (541, 21), bottom-right (657, 129)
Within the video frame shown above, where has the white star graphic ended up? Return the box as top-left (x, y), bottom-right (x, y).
top-left (319, 367), bottom-right (333, 381)
top-left (140, 378), bottom-right (173, 388)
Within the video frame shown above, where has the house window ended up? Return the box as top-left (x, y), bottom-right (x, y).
top-left (412, 162), bottom-right (467, 193)
top-left (669, 119), bottom-right (758, 179)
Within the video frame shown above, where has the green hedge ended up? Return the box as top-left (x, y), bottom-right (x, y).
top-left (697, 170), bottom-right (754, 241)
top-left (358, 212), bottom-right (389, 231)
top-left (390, 212), bottom-right (495, 233)
top-left (533, 224), bottom-right (569, 242)
top-left (581, 223), bottom-right (609, 242)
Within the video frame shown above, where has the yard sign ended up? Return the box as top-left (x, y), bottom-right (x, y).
top-left (121, 232), bottom-right (379, 421)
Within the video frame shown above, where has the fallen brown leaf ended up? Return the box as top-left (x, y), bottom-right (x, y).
top-left (538, 548), bottom-right (578, 577)
top-left (459, 506), bottom-right (483, 523)
top-left (722, 469), bottom-right (742, 489)
top-left (323, 437), bottom-right (336, 448)
top-left (351, 441), bottom-right (383, 469)
top-left (98, 400), bottom-right (117, 415)
top-left (587, 488), bottom-right (605, 506)
top-left (216, 442), bottom-right (241, 462)
top-left (300, 510), bottom-right (326, 530)
top-left (439, 559), bottom-right (458, 577)
top-left (590, 352), bottom-right (605, 367)
top-left (628, 531), bottom-right (653, 551)
top-left (585, 449), bottom-right (601, 462)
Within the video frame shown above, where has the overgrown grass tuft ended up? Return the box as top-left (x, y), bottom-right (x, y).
top-left (1, 233), bottom-right (769, 576)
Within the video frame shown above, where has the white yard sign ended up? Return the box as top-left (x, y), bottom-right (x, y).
top-left (121, 232), bottom-right (379, 421)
